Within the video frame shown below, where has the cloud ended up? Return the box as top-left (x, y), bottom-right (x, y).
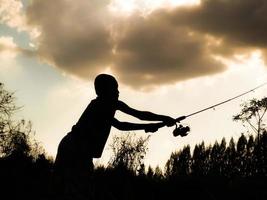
top-left (168, 0), bottom-right (267, 54)
top-left (0, 35), bottom-right (36, 59)
top-left (112, 12), bottom-right (225, 88)
top-left (26, 0), bottom-right (113, 78)
top-left (0, 36), bottom-right (23, 76)
top-left (0, 0), bottom-right (27, 32)
top-left (24, 0), bottom-right (267, 89)
top-left (0, 36), bottom-right (17, 58)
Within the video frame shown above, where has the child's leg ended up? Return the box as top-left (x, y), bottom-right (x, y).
top-left (53, 158), bottom-right (93, 200)
top-left (52, 132), bottom-right (95, 199)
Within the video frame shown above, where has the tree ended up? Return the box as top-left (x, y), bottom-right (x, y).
top-left (236, 134), bottom-right (247, 176)
top-left (146, 166), bottom-right (154, 178)
top-left (224, 138), bottom-right (237, 177)
top-left (0, 83), bottom-right (45, 159)
top-left (233, 97), bottom-right (267, 176)
top-left (165, 145), bottom-right (191, 177)
top-left (259, 131), bottom-right (267, 175)
top-left (0, 83), bottom-right (18, 154)
top-left (246, 135), bottom-right (254, 176)
top-left (0, 83), bottom-right (18, 117)
top-left (253, 131), bottom-right (267, 176)
top-left (208, 141), bottom-right (223, 176)
top-left (191, 142), bottom-right (206, 176)
top-left (153, 166), bottom-right (163, 180)
top-left (108, 133), bottom-right (150, 175)
top-left (233, 97), bottom-right (267, 140)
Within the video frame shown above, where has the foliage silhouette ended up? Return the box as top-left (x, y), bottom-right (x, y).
top-left (233, 97), bottom-right (267, 137)
top-left (0, 83), bottom-right (46, 159)
top-left (0, 83), bottom-right (52, 200)
top-left (165, 132), bottom-right (267, 178)
top-left (108, 133), bottom-right (149, 175)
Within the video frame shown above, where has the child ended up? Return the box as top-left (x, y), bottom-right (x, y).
top-left (53, 74), bottom-right (176, 198)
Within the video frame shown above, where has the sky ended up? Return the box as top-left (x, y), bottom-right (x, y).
top-left (1, 0), bottom-right (267, 169)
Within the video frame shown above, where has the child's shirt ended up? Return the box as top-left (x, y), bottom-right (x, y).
top-left (71, 97), bottom-right (119, 158)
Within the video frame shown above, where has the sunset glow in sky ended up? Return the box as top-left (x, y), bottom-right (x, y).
top-left (1, 0), bottom-right (267, 169)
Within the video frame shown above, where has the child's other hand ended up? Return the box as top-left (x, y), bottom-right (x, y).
top-left (163, 116), bottom-right (176, 127)
top-left (145, 124), bottom-right (160, 133)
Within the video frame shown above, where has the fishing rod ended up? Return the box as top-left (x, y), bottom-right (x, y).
top-left (172, 82), bottom-right (267, 137)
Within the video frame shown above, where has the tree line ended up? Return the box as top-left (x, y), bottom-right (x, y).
top-left (165, 132), bottom-right (267, 178)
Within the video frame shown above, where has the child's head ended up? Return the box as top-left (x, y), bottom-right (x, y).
top-left (94, 74), bottom-right (119, 100)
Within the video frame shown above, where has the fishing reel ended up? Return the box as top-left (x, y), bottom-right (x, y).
top-left (172, 116), bottom-right (190, 137)
top-left (173, 123), bottom-right (190, 137)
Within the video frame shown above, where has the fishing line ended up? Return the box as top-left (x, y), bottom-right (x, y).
top-left (172, 82), bottom-right (267, 137)
top-left (177, 82), bottom-right (267, 121)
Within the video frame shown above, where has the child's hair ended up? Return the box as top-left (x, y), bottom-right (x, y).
top-left (94, 74), bottom-right (118, 96)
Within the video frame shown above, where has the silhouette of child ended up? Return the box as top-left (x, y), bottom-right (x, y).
top-left (53, 74), bottom-right (176, 198)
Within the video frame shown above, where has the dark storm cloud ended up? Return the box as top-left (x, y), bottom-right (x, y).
top-left (112, 13), bottom-right (225, 88)
top-left (26, 0), bottom-right (113, 78)
top-left (24, 0), bottom-right (267, 89)
top-left (169, 0), bottom-right (267, 51)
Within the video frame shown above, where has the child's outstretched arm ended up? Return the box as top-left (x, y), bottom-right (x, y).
top-left (117, 100), bottom-right (176, 127)
top-left (112, 118), bottom-right (164, 133)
